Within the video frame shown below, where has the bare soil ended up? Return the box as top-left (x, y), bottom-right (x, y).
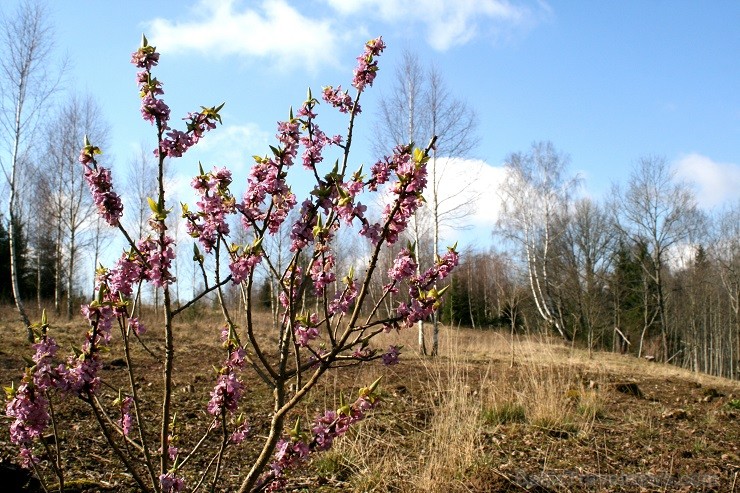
top-left (1, 308), bottom-right (738, 492)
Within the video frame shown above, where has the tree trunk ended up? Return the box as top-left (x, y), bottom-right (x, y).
top-left (8, 121), bottom-right (31, 338)
top-left (66, 229), bottom-right (75, 319)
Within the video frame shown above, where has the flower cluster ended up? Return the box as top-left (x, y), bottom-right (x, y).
top-left (389, 247), bottom-right (417, 282)
top-left (300, 124), bottom-right (335, 171)
top-left (230, 419), bottom-right (251, 445)
top-left (262, 379), bottom-right (381, 489)
top-left (382, 345), bottom-right (402, 366)
top-left (322, 85), bottom-right (358, 114)
top-left (184, 167), bottom-right (236, 253)
top-left (80, 140), bottom-right (124, 227)
top-left (238, 140), bottom-right (297, 234)
top-left (131, 36), bottom-right (221, 157)
top-left (208, 372), bottom-right (243, 416)
top-left (118, 395), bottom-right (134, 436)
top-left (396, 246), bottom-right (460, 327)
top-left (309, 253), bottom-right (336, 295)
top-left (207, 328), bottom-right (246, 418)
top-left (128, 317), bottom-right (146, 336)
top-left (159, 472), bottom-right (185, 493)
top-left (229, 239), bottom-right (264, 284)
top-left (105, 253), bottom-right (141, 298)
top-left (136, 236), bottom-right (176, 287)
top-left (414, 247), bottom-right (460, 292)
top-left (294, 313), bottom-right (319, 347)
top-left (5, 329), bottom-right (60, 466)
top-left (58, 301), bottom-right (116, 395)
top-left (360, 144), bottom-right (428, 245)
top-left (5, 298), bottom-right (130, 466)
top-left (6, 383), bottom-right (50, 466)
top-left (328, 274), bottom-right (358, 316)
top-left (352, 36), bottom-right (386, 91)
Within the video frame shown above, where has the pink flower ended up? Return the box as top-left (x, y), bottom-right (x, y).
top-left (238, 127), bottom-right (298, 234)
top-left (186, 167), bottom-right (236, 253)
top-left (140, 94), bottom-right (171, 124)
top-left (128, 317), bottom-right (146, 336)
top-left (6, 383), bottom-right (50, 466)
top-left (131, 43), bottom-right (159, 70)
top-left (230, 421), bottom-right (251, 444)
top-left (310, 254), bottom-right (336, 295)
top-left (207, 372), bottom-right (243, 415)
top-left (389, 248), bottom-right (417, 282)
top-left (136, 236), bottom-right (176, 287)
top-left (328, 277), bottom-right (358, 315)
top-left (82, 164), bottom-right (123, 226)
top-left (119, 396), bottom-right (134, 436)
top-left (352, 36), bottom-right (386, 91)
top-left (229, 251), bottom-right (263, 284)
top-left (300, 124), bottom-right (333, 171)
top-left (382, 345), bottom-right (401, 366)
top-left (294, 322), bottom-right (319, 347)
top-left (60, 353), bottom-right (102, 394)
top-left (108, 253), bottom-right (143, 297)
top-left (159, 472), bottom-right (185, 493)
top-left (322, 85), bottom-right (358, 114)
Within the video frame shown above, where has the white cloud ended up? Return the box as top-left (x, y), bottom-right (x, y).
top-left (432, 157), bottom-right (506, 235)
top-left (323, 0), bottom-right (547, 51)
top-left (362, 157), bottom-right (504, 248)
top-left (189, 123), bottom-right (271, 170)
top-left (673, 153), bottom-right (740, 209)
top-left (164, 123), bottom-right (271, 212)
top-left (146, 0), bottom-right (348, 71)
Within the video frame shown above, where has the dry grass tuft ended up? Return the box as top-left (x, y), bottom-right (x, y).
top-left (323, 329), bottom-right (609, 492)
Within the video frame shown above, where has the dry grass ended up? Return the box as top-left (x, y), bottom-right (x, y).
top-left (309, 325), bottom-right (740, 492)
top-left (314, 328), bottom-right (613, 492)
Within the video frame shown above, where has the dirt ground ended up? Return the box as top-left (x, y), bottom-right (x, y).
top-left (1, 308), bottom-right (739, 492)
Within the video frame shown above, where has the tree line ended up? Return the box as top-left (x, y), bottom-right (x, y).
top-left (440, 146), bottom-right (738, 380)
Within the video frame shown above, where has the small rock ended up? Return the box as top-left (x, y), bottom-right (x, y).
top-left (104, 357), bottom-right (126, 370)
top-left (613, 382), bottom-right (643, 398)
top-left (661, 408), bottom-right (688, 420)
top-left (703, 387), bottom-right (724, 398)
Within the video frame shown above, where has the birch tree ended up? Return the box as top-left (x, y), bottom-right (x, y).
top-left (375, 51), bottom-right (478, 355)
top-left (0, 0), bottom-right (61, 336)
top-left (496, 141), bottom-right (578, 340)
top-left (42, 94), bottom-right (108, 318)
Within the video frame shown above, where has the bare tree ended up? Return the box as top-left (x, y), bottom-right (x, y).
top-left (496, 141), bottom-right (578, 341)
top-left (0, 0), bottom-right (62, 335)
top-left (374, 50), bottom-right (478, 355)
top-left (425, 65), bottom-right (478, 355)
top-left (374, 51), bottom-right (429, 353)
top-left (712, 201), bottom-right (739, 376)
top-left (559, 197), bottom-right (616, 354)
top-left (613, 155), bottom-right (701, 361)
top-left (42, 94), bottom-right (109, 318)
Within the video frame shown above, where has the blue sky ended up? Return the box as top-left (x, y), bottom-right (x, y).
top-left (4, 0), bottom-right (739, 249)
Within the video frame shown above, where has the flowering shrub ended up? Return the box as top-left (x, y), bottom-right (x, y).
top-left (5, 35), bottom-right (458, 492)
